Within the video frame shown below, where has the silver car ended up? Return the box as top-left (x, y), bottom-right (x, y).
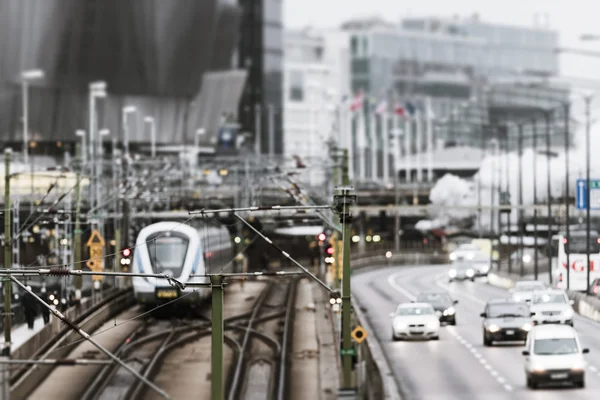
top-left (448, 262), bottom-right (476, 282)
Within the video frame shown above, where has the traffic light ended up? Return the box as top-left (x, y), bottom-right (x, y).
top-left (325, 244), bottom-right (334, 264)
top-left (318, 233), bottom-right (326, 242)
top-left (121, 248), bottom-right (132, 267)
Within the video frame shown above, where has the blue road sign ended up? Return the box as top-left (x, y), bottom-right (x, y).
top-left (576, 179), bottom-right (600, 210)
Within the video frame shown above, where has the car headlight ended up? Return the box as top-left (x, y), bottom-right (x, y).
top-left (479, 264), bottom-right (489, 272)
top-left (427, 321), bottom-right (439, 329)
top-left (571, 361), bottom-right (586, 372)
top-left (466, 269), bottom-right (474, 277)
top-left (521, 323), bottom-right (532, 331)
top-left (523, 254), bottom-right (532, 263)
top-left (487, 324), bottom-right (500, 333)
top-left (531, 364), bottom-right (546, 373)
top-left (449, 253), bottom-right (457, 260)
top-left (443, 307), bottom-right (455, 316)
top-left (513, 295), bottom-right (521, 302)
top-left (562, 309), bottom-right (574, 318)
top-left (394, 322), bottom-right (407, 330)
top-left (448, 269), bottom-right (457, 277)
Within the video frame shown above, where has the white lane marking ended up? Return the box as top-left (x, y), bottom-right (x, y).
top-left (435, 278), bottom-right (487, 306)
top-left (446, 327), bottom-right (512, 393)
top-left (387, 272), bottom-right (417, 301)
top-left (590, 365), bottom-right (598, 373)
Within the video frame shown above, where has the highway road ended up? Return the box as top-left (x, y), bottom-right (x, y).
top-left (353, 265), bottom-right (600, 400)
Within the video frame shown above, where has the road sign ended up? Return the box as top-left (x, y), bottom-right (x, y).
top-left (86, 229), bottom-right (105, 281)
top-left (576, 179), bottom-right (600, 210)
top-left (351, 325), bottom-right (367, 344)
top-left (339, 348), bottom-right (356, 357)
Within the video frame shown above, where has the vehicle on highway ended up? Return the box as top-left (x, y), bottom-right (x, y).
top-left (448, 262), bottom-right (476, 282)
top-left (553, 230), bottom-right (600, 291)
top-left (465, 253), bottom-right (491, 278)
top-left (480, 299), bottom-right (533, 346)
top-left (390, 303), bottom-right (440, 341)
top-left (529, 289), bottom-right (575, 327)
top-left (511, 280), bottom-right (546, 304)
top-left (132, 221), bottom-right (233, 308)
top-left (449, 243), bottom-right (485, 262)
top-left (415, 292), bottom-right (458, 325)
top-left (591, 278), bottom-right (600, 296)
top-left (522, 324), bottom-right (589, 389)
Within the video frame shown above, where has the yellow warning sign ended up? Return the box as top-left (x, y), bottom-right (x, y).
top-left (351, 325), bottom-right (368, 344)
top-left (86, 229), bottom-right (105, 281)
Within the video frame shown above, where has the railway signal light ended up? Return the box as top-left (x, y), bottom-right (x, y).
top-left (318, 233), bottom-right (326, 242)
top-left (121, 248), bottom-right (131, 266)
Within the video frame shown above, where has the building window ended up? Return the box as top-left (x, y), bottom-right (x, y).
top-left (351, 36), bottom-right (359, 56)
top-left (289, 70), bottom-right (303, 101)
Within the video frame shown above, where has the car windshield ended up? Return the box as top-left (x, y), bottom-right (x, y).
top-left (487, 303), bottom-right (530, 318)
top-left (417, 293), bottom-right (451, 303)
top-left (396, 306), bottom-right (434, 316)
top-left (452, 263), bottom-right (472, 270)
top-left (515, 282), bottom-right (545, 291)
top-left (532, 293), bottom-right (567, 304)
top-left (534, 338), bottom-right (579, 355)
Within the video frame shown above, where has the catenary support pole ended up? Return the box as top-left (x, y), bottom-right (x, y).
top-left (3, 149), bottom-right (12, 358)
top-left (518, 123), bottom-right (524, 276)
top-left (545, 111), bottom-right (553, 284)
top-left (74, 155), bottom-right (83, 293)
top-left (586, 96), bottom-right (592, 294)
top-left (564, 103), bottom-right (571, 289)
top-left (211, 275), bottom-right (224, 400)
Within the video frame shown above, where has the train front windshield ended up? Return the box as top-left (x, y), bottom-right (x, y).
top-left (147, 233), bottom-right (189, 277)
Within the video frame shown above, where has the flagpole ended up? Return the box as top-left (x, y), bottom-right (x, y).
top-left (358, 106), bottom-right (367, 182)
top-left (382, 110), bottom-right (390, 184)
top-left (415, 109), bottom-right (423, 183)
top-left (370, 106), bottom-right (377, 180)
top-left (426, 97), bottom-right (433, 183)
top-left (404, 116), bottom-right (411, 183)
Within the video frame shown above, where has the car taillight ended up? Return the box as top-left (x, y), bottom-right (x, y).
top-left (594, 286), bottom-right (598, 294)
top-left (559, 274), bottom-right (563, 282)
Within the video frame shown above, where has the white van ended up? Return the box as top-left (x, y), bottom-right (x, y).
top-left (522, 325), bottom-right (589, 389)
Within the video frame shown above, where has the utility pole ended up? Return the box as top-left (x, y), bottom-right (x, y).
top-left (3, 148), bottom-right (12, 357)
top-left (564, 103), bottom-right (571, 290)
top-left (544, 111), bottom-right (553, 284)
top-left (334, 148), bottom-right (356, 390)
top-left (73, 143), bottom-right (83, 296)
top-left (210, 275), bottom-right (225, 400)
top-left (517, 123), bottom-right (524, 276)
top-left (532, 120), bottom-right (539, 279)
top-left (585, 96), bottom-right (592, 294)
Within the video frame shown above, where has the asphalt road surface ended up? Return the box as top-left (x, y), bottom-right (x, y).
top-left (353, 265), bottom-right (600, 400)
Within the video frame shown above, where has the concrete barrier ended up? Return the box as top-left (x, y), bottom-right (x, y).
top-left (352, 298), bottom-right (402, 400)
top-left (11, 290), bottom-right (135, 399)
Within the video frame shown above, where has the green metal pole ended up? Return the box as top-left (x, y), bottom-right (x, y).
top-left (210, 275), bottom-right (224, 400)
top-left (3, 148), bottom-right (12, 357)
top-left (340, 148), bottom-right (353, 388)
top-left (114, 228), bottom-right (121, 289)
top-left (73, 171), bottom-right (82, 293)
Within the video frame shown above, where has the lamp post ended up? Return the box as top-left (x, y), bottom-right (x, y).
top-left (122, 106), bottom-right (136, 159)
top-left (21, 69), bottom-right (44, 165)
top-left (89, 81), bottom-right (107, 221)
top-left (144, 117), bottom-right (156, 158)
top-left (584, 94), bottom-right (593, 294)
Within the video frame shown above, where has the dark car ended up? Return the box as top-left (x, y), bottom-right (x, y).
top-left (416, 292), bottom-right (458, 325)
top-left (480, 299), bottom-right (534, 346)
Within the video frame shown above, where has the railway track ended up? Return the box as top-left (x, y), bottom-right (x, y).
top-left (24, 278), bottom-right (299, 400)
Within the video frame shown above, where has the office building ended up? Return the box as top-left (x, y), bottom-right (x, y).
top-left (0, 0), bottom-right (246, 160)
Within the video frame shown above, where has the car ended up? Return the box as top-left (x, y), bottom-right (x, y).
top-left (449, 243), bottom-right (485, 262)
top-left (390, 302), bottom-right (440, 341)
top-left (511, 280), bottom-right (547, 304)
top-left (522, 325), bottom-right (589, 389)
top-left (415, 292), bottom-right (458, 325)
top-left (590, 278), bottom-right (600, 297)
top-left (448, 262), bottom-right (476, 282)
top-left (529, 290), bottom-right (575, 327)
top-left (480, 299), bottom-right (533, 346)
top-left (468, 253), bottom-right (491, 277)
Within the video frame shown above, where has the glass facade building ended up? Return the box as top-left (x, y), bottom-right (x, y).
top-left (237, 0), bottom-right (284, 155)
top-left (344, 16), bottom-right (567, 152)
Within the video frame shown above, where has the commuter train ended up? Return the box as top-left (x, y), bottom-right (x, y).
top-left (132, 221), bottom-right (233, 307)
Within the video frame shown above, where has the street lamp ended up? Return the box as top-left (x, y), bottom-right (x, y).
top-left (99, 129), bottom-right (110, 158)
top-left (75, 130), bottom-right (86, 165)
top-left (21, 69), bottom-right (44, 165)
top-left (89, 81), bottom-right (107, 215)
top-left (144, 116), bottom-right (156, 158)
top-left (122, 105), bottom-right (137, 158)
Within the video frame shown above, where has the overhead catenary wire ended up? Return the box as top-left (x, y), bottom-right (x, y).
top-left (9, 276), bottom-right (172, 400)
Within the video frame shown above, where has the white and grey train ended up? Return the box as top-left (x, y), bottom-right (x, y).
top-left (132, 221), bottom-right (233, 306)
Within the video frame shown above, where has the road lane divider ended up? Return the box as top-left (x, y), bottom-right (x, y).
top-left (387, 273), bottom-right (417, 301)
top-left (446, 327), bottom-right (514, 393)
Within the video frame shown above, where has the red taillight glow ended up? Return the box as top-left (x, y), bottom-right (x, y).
top-left (326, 247), bottom-right (334, 255)
top-left (204, 252), bottom-right (213, 259)
top-left (563, 238), bottom-right (568, 244)
top-left (122, 248), bottom-right (131, 257)
top-left (594, 286), bottom-right (598, 294)
top-left (559, 274), bottom-right (563, 282)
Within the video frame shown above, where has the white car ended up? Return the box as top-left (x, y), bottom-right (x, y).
top-left (529, 290), bottom-right (575, 327)
top-left (522, 324), bottom-right (589, 389)
top-left (449, 244), bottom-right (484, 262)
top-left (391, 303), bottom-right (440, 341)
top-left (448, 262), bottom-right (476, 282)
top-left (511, 280), bottom-right (546, 303)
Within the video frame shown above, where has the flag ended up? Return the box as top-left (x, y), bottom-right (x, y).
top-left (350, 90), bottom-right (364, 112)
top-left (394, 104), bottom-right (406, 116)
top-left (375, 100), bottom-right (387, 114)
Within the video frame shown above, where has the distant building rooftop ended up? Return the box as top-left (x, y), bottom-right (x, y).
top-left (400, 146), bottom-right (484, 171)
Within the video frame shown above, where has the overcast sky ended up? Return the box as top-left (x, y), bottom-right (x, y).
top-left (284, 0), bottom-right (600, 91)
